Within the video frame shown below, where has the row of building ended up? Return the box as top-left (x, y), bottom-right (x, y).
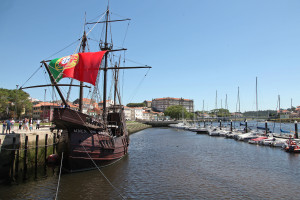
top-left (30, 97), bottom-right (300, 121)
top-left (31, 97), bottom-right (194, 121)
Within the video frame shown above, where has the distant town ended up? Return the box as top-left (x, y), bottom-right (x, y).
top-left (1, 88), bottom-right (299, 121)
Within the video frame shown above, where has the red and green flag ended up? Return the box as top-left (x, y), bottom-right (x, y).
top-left (49, 51), bottom-right (107, 85)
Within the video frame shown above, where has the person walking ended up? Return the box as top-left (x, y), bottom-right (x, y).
top-left (29, 118), bottom-right (33, 131)
top-left (19, 120), bottom-right (22, 130)
top-left (25, 118), bottom-right (29, 131)
top-left (2, 121), bottom-right (6, 134)
top-left (6, 119), bottom-right (11, 134)
top-left (11, 118), bottom-right (15, 131)
top-left (36, 119), bottom-right (40, 129)
top-left (22, 118), bottom-right (26, 130)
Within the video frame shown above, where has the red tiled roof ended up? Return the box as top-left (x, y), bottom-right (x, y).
top-left (153, 97), bottom-right (192, 101)
top-left (33, 102), bottom-right (60, 107)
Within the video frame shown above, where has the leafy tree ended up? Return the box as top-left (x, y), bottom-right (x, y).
top-left (0, 88), bottom-right (32, 119)
top-left (164, 105), bottom-right (189, 120)
top-left (243, 110), bottom-right (276, 118)
top-left (209, 108), bottom-right (231, 117)
top-left (126, 103), bottom-right (146, 107)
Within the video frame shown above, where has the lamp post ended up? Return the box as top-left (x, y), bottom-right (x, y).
top-left (15, 85), bottom-right (18, 119)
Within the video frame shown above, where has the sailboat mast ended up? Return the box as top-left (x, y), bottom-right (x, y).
top-left (256, 77), bottom-right (258, 129)
top-left (279, 95), bottom-right (281, 130)
top-left (102, 8), bottom-right (110, 123)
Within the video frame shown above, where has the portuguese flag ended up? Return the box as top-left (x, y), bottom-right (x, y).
top-left (49, 51), bottom-right (107, 85)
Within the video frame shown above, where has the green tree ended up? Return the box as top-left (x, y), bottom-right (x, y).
top-left (126, 103), bottom-right (146, 107)
top-left (164, 105), bottom-right (189, 120)
top-left (209, 109), bottom-right (230, 117)
top-left (0, 88), bottom-right (32, 119)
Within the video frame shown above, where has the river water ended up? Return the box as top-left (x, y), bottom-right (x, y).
top-left (1, 127), bottom-right (300, 199)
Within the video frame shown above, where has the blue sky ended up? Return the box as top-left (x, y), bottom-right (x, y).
top-left (1, 0), bottom-right (300, 112)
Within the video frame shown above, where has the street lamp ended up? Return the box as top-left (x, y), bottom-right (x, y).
top-left (15, 85), bottom-right (19, 119)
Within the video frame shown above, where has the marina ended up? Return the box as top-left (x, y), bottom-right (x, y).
top-left (1, 127), bottom-right (300, 199)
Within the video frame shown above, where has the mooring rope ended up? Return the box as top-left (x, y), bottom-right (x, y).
top-left (71, 110), bottom-right (127, 199)
top-left (55, 152), bottom-right (64, 200)
top-left (81, 145), bottom-right (127, 200)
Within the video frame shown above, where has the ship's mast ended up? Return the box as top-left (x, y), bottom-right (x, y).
top-left (79, 31), bottom-right (87, 112)
top-left (102, 7), bottom-right (110, 124)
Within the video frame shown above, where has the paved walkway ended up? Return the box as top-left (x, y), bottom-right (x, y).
top-left (0, 127), bottom-right (54, 146)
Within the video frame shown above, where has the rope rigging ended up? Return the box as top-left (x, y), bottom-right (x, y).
top-left (20, 65), bottom-right (43, 89)
top-left (128, 68), bottom-right (151, 103)
top-left (44, 38), bottom-right (82, 60)
top-left (81, 145), bottom-right (127, 200)
top-left (55, 152), bottom-right (64, 200)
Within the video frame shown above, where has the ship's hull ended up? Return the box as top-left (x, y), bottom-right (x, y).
top-left (59, 129), bottom-right (129, 172)
top-left (53, 107), bottom-right (129, 172)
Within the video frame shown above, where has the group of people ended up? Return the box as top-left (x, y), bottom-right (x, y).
top-left (2, 118), bottom-right (41, 134)
top-left (1, 119), bottom-right (14, 134)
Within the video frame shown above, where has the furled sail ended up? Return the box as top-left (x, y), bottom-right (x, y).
top-left (49, 51), bottom-right (107, 85)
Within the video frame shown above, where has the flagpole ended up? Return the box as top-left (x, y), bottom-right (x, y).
top-left (42, 62), bottom-right (68, 106)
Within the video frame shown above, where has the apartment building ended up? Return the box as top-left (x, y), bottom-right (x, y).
top-left (151, 97), bottom-right (194, 112)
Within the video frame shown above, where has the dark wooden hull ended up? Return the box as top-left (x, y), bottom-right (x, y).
top-left (60, 129), bottom-right (129, 172)
top-left (53, 107), bottom-right (129, 172)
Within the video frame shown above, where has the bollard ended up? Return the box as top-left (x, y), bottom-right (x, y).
top-left (44, 134), bottom-right (48, 175)
top-left (15, 141), bottom-right (20, 180)
top-left (295, 121), bottom-right (298, 139)
top-left (44, 134), bottom-right (48, 163)
top-left (204, 120), bottom-right (206, 127)
top-left (35, 135), bottom-right (39, 179)
top-left (230, 120), bottom-right (233, 132)
top-left (219, 120), bottom-right (222, 130)
top-left (23, 136), bottom-right (28, 180)
top-left (10, 137), bottom-right (16, 180)
top-left (265, 121), bottom-right (268, 135)
top-left (53, 133), bottom-right (56, 154)
top-left (245, 121), bottom-right (248, 133)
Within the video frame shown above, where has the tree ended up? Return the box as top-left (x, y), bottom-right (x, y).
top-left (209, 109), bottom-right (230, 117)
top-left (126, 103), bottom-right (146, 107)
top-left (164, 105), bottom-right (189, 120)
top-left (0, 88), bottom-right (32, 119)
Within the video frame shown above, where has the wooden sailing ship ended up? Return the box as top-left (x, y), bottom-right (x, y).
top-left (21, 6), bottom-right (150, 172)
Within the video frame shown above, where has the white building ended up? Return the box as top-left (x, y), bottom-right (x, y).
top-left (98, 99), bottom-right (114, 108)
top-left (124, 107), bottom-right (149, 121)
top-left (124, 107), bottom-right (133, 121)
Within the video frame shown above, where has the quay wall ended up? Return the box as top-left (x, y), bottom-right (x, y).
top-left (127, 121), bottom-right (152, 135)
top-left (0, 128), bottom-right (58, 184)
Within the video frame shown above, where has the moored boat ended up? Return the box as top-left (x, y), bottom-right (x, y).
top-left (21, 6), bottom-right (151, 172)
top-left (285, 139), bottom-right (300, 153)
top-left (249, 136), bottom-right (268, 144)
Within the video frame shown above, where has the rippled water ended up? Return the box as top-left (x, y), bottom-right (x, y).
top-left (1, 127), bottom-right (300, 199)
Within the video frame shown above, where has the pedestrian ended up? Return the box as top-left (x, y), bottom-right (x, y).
top-left (6, 119), bottom-right (11, 134)
top-left (29, 118), bottom-right (33, 131)
top-left (2, 121), bottom-right (6, 134)
top-left (25, 118), bottom-right (29, 131)
top-left (22, 118), bottom-right (26, 130)
top-left (10, 118), bottom-right (15, 131)
top-left (19, 120), bottom-right (22, 130)
top-left (36, 119), bottom-right (40, 129)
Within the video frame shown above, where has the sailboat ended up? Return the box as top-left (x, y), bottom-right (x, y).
top-left (21, 6), bottom-right (151, 172)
